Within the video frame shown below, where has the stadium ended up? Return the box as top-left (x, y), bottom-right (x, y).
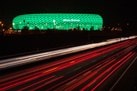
top-left (12, 13), bottom-right (103, 31)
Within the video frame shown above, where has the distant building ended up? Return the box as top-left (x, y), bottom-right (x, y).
top-left (12, 13), bottom-right (103, 31)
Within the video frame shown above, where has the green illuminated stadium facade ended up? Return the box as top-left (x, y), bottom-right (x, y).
top-left (12, 13), bottom-right (103, 31)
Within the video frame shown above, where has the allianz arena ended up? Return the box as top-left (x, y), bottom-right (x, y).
top-left (12, 13), bottom-right (103, 31)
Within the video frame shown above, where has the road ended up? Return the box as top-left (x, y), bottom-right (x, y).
top-left (0, 38), bottom-right (137, 91)
top-left (0, 36), bottom-right (136, 70)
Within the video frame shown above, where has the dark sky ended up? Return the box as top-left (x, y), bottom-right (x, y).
top-left (0, 0), bottom-right (137, 25)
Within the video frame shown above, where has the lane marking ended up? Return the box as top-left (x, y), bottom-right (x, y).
top-left (109, 54), bottom-right (137, 91)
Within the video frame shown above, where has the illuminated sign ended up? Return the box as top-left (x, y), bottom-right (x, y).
top-left (63, 19), bottom-right (80, 22)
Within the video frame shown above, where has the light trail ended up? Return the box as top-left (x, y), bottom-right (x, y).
top-left (0, 36), bottom-right (137, 91)
top-left (0, 38), bottom-right (133, 84)
top-left (0, 36), bottom-right (137, 69)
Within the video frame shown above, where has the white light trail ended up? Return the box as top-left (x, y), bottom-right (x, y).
top-left (0, 36), bottom-right (137, 69)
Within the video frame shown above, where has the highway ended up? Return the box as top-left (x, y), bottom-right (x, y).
top-left (0, 37), bottom-right (137, 91)
top-left (0, 36), bottom-right (136, 70)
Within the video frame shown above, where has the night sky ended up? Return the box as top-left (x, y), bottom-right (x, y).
top-left (0, 0), bottom-right (137, 25)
